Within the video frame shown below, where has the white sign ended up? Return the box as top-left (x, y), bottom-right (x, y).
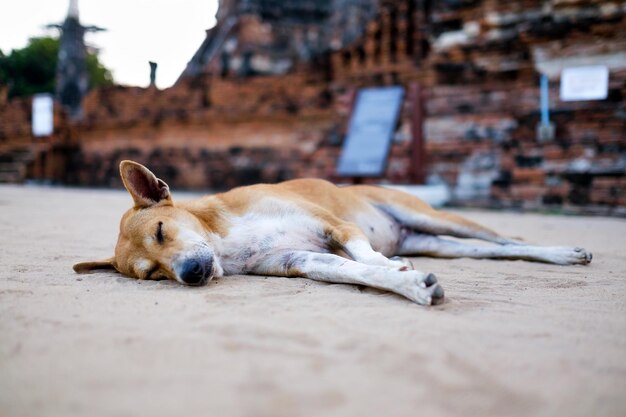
top-left (32, 94), bottom-right (54, 137)
top-left (560, 65), bottom-right (609, 101)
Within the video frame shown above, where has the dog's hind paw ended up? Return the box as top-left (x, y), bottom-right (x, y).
top-left (573, 247), bottom-right (593, 265)
top-left (548, 246), bottom-right (593, 265)
top-left (391, 256), bottom-right (415, 271)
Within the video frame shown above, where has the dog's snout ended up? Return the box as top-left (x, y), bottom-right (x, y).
top-left (180, 258), bottom-right (212, 285)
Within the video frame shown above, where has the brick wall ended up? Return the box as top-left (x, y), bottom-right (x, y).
top-left (329, 0), bottom-right (626, 211)
top-left (0, 0), bottom-right (624, 214)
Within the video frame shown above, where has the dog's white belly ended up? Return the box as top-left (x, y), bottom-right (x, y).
top-left (219, 210), bottom-right (328, 275)
top-left (216, 198), bottom-right (403, 275)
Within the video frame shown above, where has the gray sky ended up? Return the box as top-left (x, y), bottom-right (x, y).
top-left (0, 0), bottom-right (218, 89)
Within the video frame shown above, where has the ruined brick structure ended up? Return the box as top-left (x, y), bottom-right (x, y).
top-left (1, 0), bottom-right (625, 212)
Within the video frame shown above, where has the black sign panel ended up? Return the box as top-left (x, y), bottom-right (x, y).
top-left (337, 86), bottom-right (404, 177)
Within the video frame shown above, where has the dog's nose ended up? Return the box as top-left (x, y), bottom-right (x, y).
top-left (180, 259), bottom-right (211, 285)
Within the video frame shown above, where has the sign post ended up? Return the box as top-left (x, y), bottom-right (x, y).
top-left (409, 83), bottom-right (426, 184)
top-left (536, 74), bottom-right (555, 142)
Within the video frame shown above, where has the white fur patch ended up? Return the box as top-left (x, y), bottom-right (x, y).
top-left (176, 228), bottom-right (207, 246)
top-left (218, 199), bottom-right (328, 275)
top-left (135, 258), bottom-right (151, 275)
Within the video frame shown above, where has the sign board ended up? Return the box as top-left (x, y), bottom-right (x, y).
top-left (32, 93), bottom-right (54, 137)
top-left (337, 86), bottom-right (404, 177)
top-left (560, 66), bottom-right (609, 101)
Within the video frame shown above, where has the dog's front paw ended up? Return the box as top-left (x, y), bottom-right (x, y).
top-left (401, 271), bottom-right (445, 305)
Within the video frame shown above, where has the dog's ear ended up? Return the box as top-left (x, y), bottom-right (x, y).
top-left (119, 160), bottom-right (172, 208)
top-left (73, 258), bottom-right (117, 274)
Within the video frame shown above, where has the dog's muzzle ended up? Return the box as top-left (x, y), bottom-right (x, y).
top-left (177, 257), bottom-right (214, 286)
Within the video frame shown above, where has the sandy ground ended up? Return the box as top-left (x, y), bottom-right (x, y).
top-left (0, 184), bottom-right (625, 417)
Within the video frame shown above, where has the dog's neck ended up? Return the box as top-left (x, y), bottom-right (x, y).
top-left (179, 196), bottom-right (231, 237)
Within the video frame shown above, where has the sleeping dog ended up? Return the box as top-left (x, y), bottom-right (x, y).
top-left (74, 161), bottom-right (592, 305)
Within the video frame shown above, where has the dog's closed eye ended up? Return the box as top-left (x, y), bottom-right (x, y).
top-left (156, 221), bottom-right (164, 244)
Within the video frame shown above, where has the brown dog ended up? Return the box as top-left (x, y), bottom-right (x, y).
top-left (74, 160), bottom-right (592, 305)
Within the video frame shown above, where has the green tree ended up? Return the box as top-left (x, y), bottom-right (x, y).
top-left (0, 36), bottom-right (113, 99)
top-left (86, 51), bottom-right (114, 87)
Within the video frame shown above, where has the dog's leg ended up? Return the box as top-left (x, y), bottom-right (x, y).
top-left (318, 215), bottom-right (411, 269)
top-left (252, 251), bottom-right (444, 305)
top-left (381, 205), bottom-right (519, 244)
top-left (341, 239), bottom-right (413, 269)
top-left (398, 234), bottom-right (592, 265)
top-left (353, 185), bottom-right (517, 244)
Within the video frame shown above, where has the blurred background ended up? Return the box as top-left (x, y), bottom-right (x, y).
top-left (0, 0), bottom-right (625, 214)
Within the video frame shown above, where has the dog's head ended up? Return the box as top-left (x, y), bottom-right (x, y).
top-left (73, 160), bottom-right (223, 286)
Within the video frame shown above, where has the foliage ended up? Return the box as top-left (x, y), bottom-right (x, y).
top-left (86, 51), bottom-right (114, 87)
top-left (0, 36), bottom-right (113, 99)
